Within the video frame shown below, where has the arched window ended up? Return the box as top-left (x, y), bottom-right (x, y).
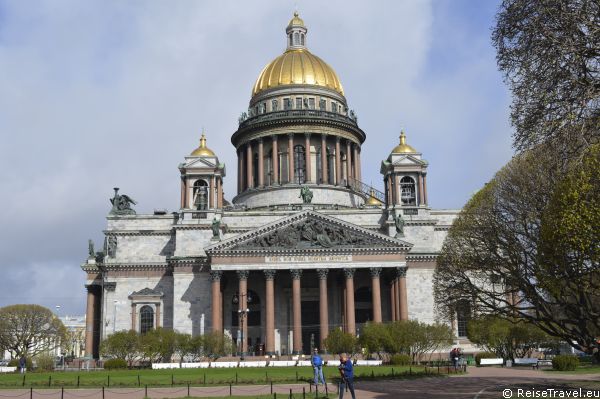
top-left (316, 147), bottom-right (322, 183)
top-left (139, 305), bottom-right (154, 334)
top-left (294, 32), bottom-right (299, 45)
top-left (400, 176), bottom-right (416, 205)
top-left (456, 301), bottom-right (471, 337)
top-left (294, 145), bottom-right (306, 184)
top-left (300, 34), bottom-right (305, 45)
top-left (354, 286), bottom-right (373, 324)
top-left (193, 180), bottom-right (208, 210)
top-left (288, 34), bottom-right (292, 47)
top-left (265, 154), bottom-right (273, 186)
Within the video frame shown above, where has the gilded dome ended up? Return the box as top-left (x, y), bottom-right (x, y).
top-left (365, 188), bottom-right (383, 206)
top-left (252, 49), bottom-right (344, 97)
top-left (391, 131), bottom-right (417, 154)
top-left (190, 133), bottom-right (216, 157)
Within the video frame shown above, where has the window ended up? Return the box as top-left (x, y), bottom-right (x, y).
top-left (316, 147), bottom-right (322, 183)
top-left (271, 99), bottom-right (279, 111)
top-left (354, 286), bottom-right (373, 324)
top-left (294, 145), bottom-right (306, 184)
top-left (193, 180), bottom-right (208, 210)
top-left (288, 34), bottom-right (292, 47)
top-left (456, 301), bottom-right (471, 337)
top-left (400, 176), bottom-right (416, 205)
top-left (296, 97), bottom-right (303, 109)
top-left (308, 98), bottom-right (315, 109)
top-left (327, 147), bottom-right (335, 184)
top-left (294, 32), bottom-right (299, 45)
top-left (331, 101), bottom-right (337, 113)
top-left (259, 103), bottom-right (266, 114)
top-left (283, 98), bottom-right (292, 110)
top-left (139, 305), bottom-right (154, 334)
top-left (301, 34), bottom-right (305, 46)
top-left (253, 153), bottom-right (259, 188)
top-left (319, 99), bottom-right (326, 111)
top-left (280, 152), bottom-right (289, 184)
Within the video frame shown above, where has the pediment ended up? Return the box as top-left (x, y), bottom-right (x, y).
top-left (391, 154), bottom-right (426, 166)
top-left (206, 210), bottom-right (412, 255)
top-left (181, 157), bottom-right (217, 169)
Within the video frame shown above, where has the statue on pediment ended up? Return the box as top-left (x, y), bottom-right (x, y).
top-left (299, 186), bottom-right (313, 204)
top-left (88, 239), bottom-right (95, 259)
top-left (211, 217), bottom-right (221, 239)
top-left (109, 187), bottom-right (137, 215)
top-left (394, 213), bottom-right (405, 238)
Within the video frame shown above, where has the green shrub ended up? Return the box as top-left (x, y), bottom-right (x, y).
top-left (389, 354), bottom-right (411, 366)
top-left (475, 351), bottom-right (498, 366)
top-left (8, 358), bottom-right (33, 370)
top-left (552, 355), bottom-right (579, 371)
top-left (104, 358), bottom-right (128, 370)
top-left (34, 354), bottom-right (55, 372)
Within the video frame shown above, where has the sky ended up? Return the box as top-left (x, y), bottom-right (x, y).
top-left (0, 0), bottom-right (513, 315)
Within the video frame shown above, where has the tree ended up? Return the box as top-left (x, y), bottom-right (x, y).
top-left (202, 332), bottom-right (233, 361)
top-left (492, 0), bottom-right (600, 153)
top-left (173, 332), bottom-right (194, 364)
top-left (100, 330), bottom-right (139, 366)
top-left (138, 328), bottom-right (177, 363)
top-left (467, 316), bottom-right (555, 360)
top-left (188, 335), bottom-right (206, 361)
top-left (410, 322), bottom-right (454, 364)
top-left (384, 321), bottom-right (413, 355)
top-left (323, 329), bottom-right (359, 356)
top-left (0, 304), bottom-right (66, 358)
top-left (358, 322), bottom-right (391, 359)
top-left (433, 144), bottom-right (600, 357)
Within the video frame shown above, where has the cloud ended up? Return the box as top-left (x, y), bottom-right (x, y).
top-left (0, 0), bottom-right (512, 314)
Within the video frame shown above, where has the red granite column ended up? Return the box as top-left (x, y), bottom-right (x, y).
top-left (321, 134), bottom-right (328, 184)
top-left (84, 285), bottom-right (97, 358)
top-left (344, 268), bottom-right (356, 335)
top-left (353, 144), bottom-right (359, 181)
top-left (345, 140), bottom-right (352, 183)
top-left (246, 142), bottom-right (253, 189)
top-left (211, 271), bottom-right (223, 333)
top-left (398, 267), bottom-right (409, 321)
top-left (237, 149), bottom-right (243, 194)
top-left (423, 174), bottom-right (428, 205)
top-left (335, 137), bottom-right (341, 185)
top-left (264, 270), bottom-right (276, 355)
top-left (258, 138), bottom-right (264, 187)
top-left (304, 134), bottom-right (311, 183)
top-left (291, 269), bottom-right (303, 354)
top-left (418, 174), bottom-right (425, 205)
top-left (272, 135), bottom-right (279, 185)
top-left (288, 134), bottom-right (295, 184)
top-left (237, 270), bottom-right (249, 354)
top-left (370, 268), bottom-right (382, 323)
top-left (317, 269), bottom-right (329, 349)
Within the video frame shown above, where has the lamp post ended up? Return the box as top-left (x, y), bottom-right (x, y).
top-left (238, 308), bottom-right (250, 360)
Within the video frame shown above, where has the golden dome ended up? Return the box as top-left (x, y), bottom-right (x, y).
top-left (365, 188), bottom-right (383, 206)
top-left (391, 131), bottom-right (417, 154)
top-left (190, 133), bottom-right (216, 157)
top-left (252, 49), bottom-right (344, 97)
top-left (288, 11), bottom-right (305, 28)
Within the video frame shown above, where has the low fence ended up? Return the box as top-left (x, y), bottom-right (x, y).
top-left (151, 360), bottom-right (383, 370)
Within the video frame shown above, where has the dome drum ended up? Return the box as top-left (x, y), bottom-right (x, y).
top-left (233, 184), bottom-right (365, 209)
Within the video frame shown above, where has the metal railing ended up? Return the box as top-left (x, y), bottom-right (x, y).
top-left (238, 109), bottom-right (358, 129)
top-left (346, 177), bottom-right (385, 203)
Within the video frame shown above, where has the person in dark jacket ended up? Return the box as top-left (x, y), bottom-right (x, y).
top-left (338, 353), bottom-right (356, 399)
top-left (18, 356), bottom-right (26, 374)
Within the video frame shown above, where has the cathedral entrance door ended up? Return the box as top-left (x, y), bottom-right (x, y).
top-left (301, 300), bottom-right (320, 354)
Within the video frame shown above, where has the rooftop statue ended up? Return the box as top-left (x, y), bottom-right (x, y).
top-left (299, 186), bottom-right (313, 204)
top-left (394, 213), bottom-right (405, 238)
top-left (109, 187), bottom-right (137, 215)
top-left (211, 217), bottom-right (221, 239)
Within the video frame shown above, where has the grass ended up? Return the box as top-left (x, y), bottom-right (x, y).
top-left (0, 365), bottom-right (444, 389)
top-left (183, 395), bottom-right (337, 399)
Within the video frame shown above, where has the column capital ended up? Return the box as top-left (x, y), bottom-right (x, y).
top-left (209, 270), bottom-right (223, 282)
top-left (335, 136), bottom-right (341, 143)
top-left (396, 267), bottom-right (408, 278)
top-left (288, 132), bottom-right (294, 138)
top-left (316, 268), bottom-right (329, 280)
top-left (290, 269), bottom-right (303, 280)
top-left (343, 268), bottom-right (355, 279)
top-left (272, 134), bottom-right (279, 140)
top-left (304, 132), bottom-right (311, 138)
top-left (237, 270), bottom-right (250, 281)
top-left (369, 267), bottom-right (382, 278)
top-left (258, 137), bottom-right (264, 143)
top-left (263, 269), bottom-right (276, 280)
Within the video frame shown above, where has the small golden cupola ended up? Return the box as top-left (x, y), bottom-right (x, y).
top-left (391, 131), bottom-right (417, 155)
top-left (190, 133), bottom-right (217, 157)
top-left (365, 188), bottom-right (383, 206)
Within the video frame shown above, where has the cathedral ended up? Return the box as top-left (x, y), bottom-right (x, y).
top-left (82, 12), bottom-right (461, 359)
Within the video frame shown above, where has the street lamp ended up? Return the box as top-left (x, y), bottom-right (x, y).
top-left (237, 308), bottom-right (250, 361)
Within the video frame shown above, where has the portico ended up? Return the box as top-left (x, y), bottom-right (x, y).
top-left (206, 210), bottom-right (410, 354)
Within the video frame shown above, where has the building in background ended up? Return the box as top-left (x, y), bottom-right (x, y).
top-left (82, 13), bottom-right (463, 359)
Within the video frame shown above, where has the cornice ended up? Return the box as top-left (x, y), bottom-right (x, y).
top-left (103, 230), bottom-right (174, 236)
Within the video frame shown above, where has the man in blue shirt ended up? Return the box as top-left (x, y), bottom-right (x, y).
top-left (311, 348), bottom-right (325, 386)
top-left (338, 353), bottom-right (356, 399)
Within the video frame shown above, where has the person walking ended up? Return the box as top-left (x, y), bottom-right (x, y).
top-left (18, 356), bottom-right (26, 374)
top-left (338, 353), bottom-right (356, 399)
top-left (311, 348), bottom-right (325, 386)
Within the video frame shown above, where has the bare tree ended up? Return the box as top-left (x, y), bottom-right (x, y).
top-left (493, 0), bottom-right (600, 153)
top-left (433, 144), bottom-right (600, 358)
top-left (0, 305), bottom-right (67, 358)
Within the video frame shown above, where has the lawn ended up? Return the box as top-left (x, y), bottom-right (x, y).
top-left (543, 364), bottom-right (600, 375)
top-left (0, 365), bottom-right (442, 388)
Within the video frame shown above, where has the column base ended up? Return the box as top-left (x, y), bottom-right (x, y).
top-left (292, 350), bottom-right (303, 355)
top-left (265, 351), bottom-right (276, 356)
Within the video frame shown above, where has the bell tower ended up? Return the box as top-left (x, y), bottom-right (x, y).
top-left (179, 133), bottom-right (226, 211)
top-left (380, 131), bottom-right (429, 211)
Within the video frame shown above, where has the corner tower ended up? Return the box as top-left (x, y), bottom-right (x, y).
top-left (231, 12), bottom-right (377, 209)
